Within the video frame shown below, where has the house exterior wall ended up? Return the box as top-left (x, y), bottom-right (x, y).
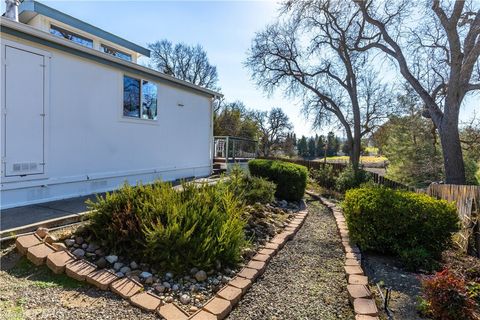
top-left (1, 34), bottom-right (213, 209)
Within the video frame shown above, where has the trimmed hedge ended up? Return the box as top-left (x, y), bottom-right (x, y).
top-left (342, 186), bottom-right (459, 271)
top-left (248, 159), bottom-right (307, 201)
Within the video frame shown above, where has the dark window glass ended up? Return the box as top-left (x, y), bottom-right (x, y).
top-left (123, 76), bottom-right (140, 118)
top-left (50, 25), bottom-right (93, 48)
top-left (141, 80), bottom-right (157, 120)
top-left (101, 44), bottom-right (132, 61)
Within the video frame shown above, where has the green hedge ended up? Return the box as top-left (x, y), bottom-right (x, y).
top-left (248, 159), bottom-right (307, 201)
top-left (342, 186), bottom-right (459, 270)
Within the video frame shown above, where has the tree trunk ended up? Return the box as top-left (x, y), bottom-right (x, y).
top-left (439, 112), bottom-right (465, 184)
top-left (351, 134), bottom-right (361, 171)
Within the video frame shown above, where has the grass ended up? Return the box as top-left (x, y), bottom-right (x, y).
top-left (9, 257), bottom-right (85, 290)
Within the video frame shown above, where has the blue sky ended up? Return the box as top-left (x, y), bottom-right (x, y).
top-left (4, 1), bottom-right (477, 137)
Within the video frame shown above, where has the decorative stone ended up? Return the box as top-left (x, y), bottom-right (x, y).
top-left (139, 271), bottom-right (152, 279)
top-left (75, 236), bottom-right (84, 245)
top-left (228, 276), bottom-right (252, 294)
top-left (115, 272), bottom-right (125, 278)
top-left (105, 255), bottom-right (118, 264)
top-left (86, 243), bottom-right (100, 253)
top-left (86, 269), bottom-right (119, 290)
top-left (180, 294), bottom-right (191, 305)
top-left (120, 266), bottom-right (131, 274)
top-left (35, 227), bottom-right (49, 239)
top-left (65, 259), bottom-right (97, 281)
top-left (129, 291), bottom-right (162, 312)
top-left (203, 297), bottom-right (232, 320)
top-left (195, 270), bottom-right (208, 282)
top-left (110, 277), bottom-right (143, 299)
top-left (72, 248), bottom-right (85, 258)
top-left (155, 285), bottom-right (166, 293)
top-left (353, 298), bottom-right (379, 316)
top-left (157, 303), bottom-right (189, 320)
top-left (15, 234), bottom-right (42, 255)
top-left (113, 262), bottom-right (124, 271)
top-left (46, 250), bottom-right (76, 274)
top-left (96, 257), bottom-right (107, 268)
top-left (64, 239), bottom-right (75, 247)
top-left (217, 285), bottom-right (243, 305)
top-left (165, 272), bottom-right (174, 279)
top-left (27, 243), bottom-right (56, 266)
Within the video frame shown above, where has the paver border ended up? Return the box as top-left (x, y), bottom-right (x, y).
top-left (13, 203), bottom-right (310, 320)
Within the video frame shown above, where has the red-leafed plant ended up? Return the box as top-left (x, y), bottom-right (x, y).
top-left (420, 269), bottom-right (478, 320)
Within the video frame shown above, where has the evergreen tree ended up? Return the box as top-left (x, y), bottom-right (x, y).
top-left (316, 135), bottom-right (325, 157)
top-left (297, 136), bottom-right (308, 157)
top-left (326, 132), bottom-right (337, 157)
top-left (308, 137), bottom-right (316, 158)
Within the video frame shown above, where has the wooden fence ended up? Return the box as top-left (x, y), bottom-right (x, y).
top-left (425, 184), bottom-right (480, 257)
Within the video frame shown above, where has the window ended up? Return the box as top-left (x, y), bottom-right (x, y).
top-left (101, 44), bottom-right (132, 61)
top-left (123, 76), bottom-right (157, 120)
top-left (50, 25), bottom-right (93, 48)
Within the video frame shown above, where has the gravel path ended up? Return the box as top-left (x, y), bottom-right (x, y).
top-left (227, 200), bottom-right (355, 320)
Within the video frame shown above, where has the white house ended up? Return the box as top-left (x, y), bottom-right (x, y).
top-left (0, 1), bottom-right (221, 209)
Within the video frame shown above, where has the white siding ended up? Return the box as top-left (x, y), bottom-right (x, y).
top-left (1, 36), bottom-right (213, 208)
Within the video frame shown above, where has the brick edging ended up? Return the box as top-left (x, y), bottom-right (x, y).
top-left (15, 206), bottom-right (309, 320)
top-left (306, 190), bottom-right (379, 320)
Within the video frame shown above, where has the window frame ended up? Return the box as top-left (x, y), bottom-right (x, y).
top-left (121, 74), bottom-right (159, 123)
top-left (49, 24), bottom-right (93, 48)
top-left (101, 44), bottom-right (132, 62)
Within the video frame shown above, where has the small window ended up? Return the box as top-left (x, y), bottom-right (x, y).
top-left (50, 25), bottom-right (93, 48)
top-left (101, 44), bottom-right (132, 61)
top-left (123, 76), bottom-right (157, 120)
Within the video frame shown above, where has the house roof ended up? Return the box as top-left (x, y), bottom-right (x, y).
top-left (0, 17), bottom-right (222, 99)
top-left (18, 0), bottom-right (151, 57)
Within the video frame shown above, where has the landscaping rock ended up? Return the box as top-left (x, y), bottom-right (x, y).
top-left (86, 243), bottom-right (100, 253)
top-left (64, 239), bottom-right (75, 247)
top-left (105, 255), bottom-right (118, 264)
top-left (120, 266), bottom-right (131, 274)
top-left (75, 236), bottom-right (84, 245)
top-left (180, 294), bottom-right (191, 305)
top-left (130, 261), bottom-right (138, 269)
top-left (140, 271), bottom-right (152, 279)
top-left (113, 262), bottom-right (124, 271)
top-left (165, 272), bottom-right (173, 279)
top-left (145, 277), bottom-right (154, 285)
top-left (115, 272), bottom-right (125, 278)
top-left (95, 257), bottom-right (107, 268)
top-left (195, 270), bottom-right (207, 282)
top-left (72, 248), bottom-right (85, 258)
top-left (155, 285), bottom-right (166, 293)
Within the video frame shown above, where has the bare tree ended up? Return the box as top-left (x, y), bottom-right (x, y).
top-left (149, 39), bottom-right (219, 90)
top-left (246, 0), bottom-right (391, 170)
top-left (253, 108), bottom-right (293, 157)
top-left (354, 0), bottom-right (480, 184)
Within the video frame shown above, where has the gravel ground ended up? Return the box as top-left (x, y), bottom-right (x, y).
top-left (227, 199), bottom-right (355, 320)
top-left (0, 250), bottom-right (157, 320)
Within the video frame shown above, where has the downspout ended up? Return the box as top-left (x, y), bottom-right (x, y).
top-left (4, 0), bottom-right (20, 21)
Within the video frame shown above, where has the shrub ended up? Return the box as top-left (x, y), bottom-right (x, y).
top-left (85, 181), bottom-right (246, 272)
top-left (420, 269), bottom-right (477, 320)
top-left (335, 165), bottom-right (371, 192)
top-left (342, 186), bottom-right (459, 270)
top-left (220, 165), bottom-right (276, 205)
top-left (310, 165), bottom-right (336, 189)
top-left (248, 159), bottom-right (307, 201)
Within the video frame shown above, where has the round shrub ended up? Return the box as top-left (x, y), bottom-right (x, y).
top-left (248, 159), bottom-right (307, 201)
top-left (342, 186), bottom-right (459, 270)
top-left (335, 165), bottom-right (371, 192)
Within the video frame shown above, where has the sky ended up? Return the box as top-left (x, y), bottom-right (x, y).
top-left (3, 0), bottom-right (477, 138)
